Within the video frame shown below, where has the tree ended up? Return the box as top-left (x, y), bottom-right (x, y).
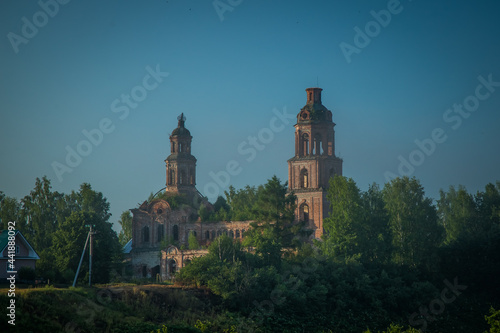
top-left (476, 182), bottom-right (500, 231)
top-left (52, 211), bottom-right (120, 284)
top-left (225, 185), bottom-right (258, 221)
top-left (118, 210), bottom-right (132, 246)
top-left (382, 177), bottom-right (443, 267)
top-left (322, 175), bottom-right (365, 262)
top-left (188, 231), bottom-right (200, 250)
top-left (437, 185), bottom-right (477, 244)
top-left (361, 183), bottom-right (392, 263)
top-left (19, 177), bottom-right (64, 251)
top-left (484, 307), bottom-right (500, 333)
top-left (51, 183), bottom-right (121, 283)
top-left (0, 192), bottom-right (20, 230)
top-left (243, 176), bottom-right (298, 268)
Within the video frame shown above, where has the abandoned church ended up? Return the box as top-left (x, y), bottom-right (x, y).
top-left (125, 87), bottom-right (343, 280)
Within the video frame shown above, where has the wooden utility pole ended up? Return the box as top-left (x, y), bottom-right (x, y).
top-left (89, 225), bottom-right (94, 287)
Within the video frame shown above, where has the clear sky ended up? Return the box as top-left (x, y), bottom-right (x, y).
top-left (1, 0), bottom-right (499, 232)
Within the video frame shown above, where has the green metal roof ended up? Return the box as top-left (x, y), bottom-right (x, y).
top-left (0, 230), bottom-right (40, 260)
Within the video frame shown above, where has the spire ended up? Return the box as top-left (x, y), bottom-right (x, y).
top-left (177, 113), bottom-right (186, 128)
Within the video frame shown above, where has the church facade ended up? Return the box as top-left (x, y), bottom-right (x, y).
top-left (127, 88), bottom-right (342, 280)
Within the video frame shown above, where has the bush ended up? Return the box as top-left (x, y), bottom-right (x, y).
top-left (18, 266), bottom-right (36, 281)
top-left (485, 308), bottom-right (500, 333)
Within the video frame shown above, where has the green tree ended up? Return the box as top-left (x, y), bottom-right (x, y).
top-left (52, 210), bottom-right (120, 284)
top-left (361, 183), bottom-right (392, 263)
top-left (0, 192), bottom-right (20, 230)
top-left (225, 185), bottom-right (258, 221)
top-left (243, 176), bottom-right (298, 267)
top-left (437, 185), bottom-right (477, 244)
top-left (198, 204), bottom-right (211, 221)
top-left (382, 177), bottom-right (443, 267)
top-left (18, 177), bottom-right (67, 278)
top-left (19, 177), bottom-right (64, 251)
top-left (188, 231), bottom-right (200, 250)
top-left (476, 182), bottom-right (500, 231)
top-left (51, 183), bottom-right (121, 283)
top-left (118, 210), bottom-right (133, 246)
top-left (322, 175), bottom-right (365, 262)
top-left (485, 307), bottom-right (500, 333)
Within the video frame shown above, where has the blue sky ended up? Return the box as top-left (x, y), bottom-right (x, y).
top-left (1, 0), bottom-right (499, 232)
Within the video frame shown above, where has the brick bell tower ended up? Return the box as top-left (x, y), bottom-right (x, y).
top-left (288, 88), bottom-right (343, 238)
top-left (165, 113), bottom-right (198, 198)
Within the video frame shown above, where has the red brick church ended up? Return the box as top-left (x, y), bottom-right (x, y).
top-left (125, 87), bottom-right (342, 279)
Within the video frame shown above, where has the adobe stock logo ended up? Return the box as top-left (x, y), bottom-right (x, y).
top-left (51, 64), bottom-right (169, 182)
top-left (202, 106), bottom-right (294, 200)
top-left (7, 0), bottom-right (72, 54)
top-left (212, 0), bottom-right (243, 22)
top-left (409, 277), bottom-right (467, 331)
top-left (339, 0), bottom-right (410, 64)
top-left (384, 74), bottom-right (499, 181)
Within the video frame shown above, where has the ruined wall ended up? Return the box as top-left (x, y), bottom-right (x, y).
top-left (129, 199), bottom-right (253, 279)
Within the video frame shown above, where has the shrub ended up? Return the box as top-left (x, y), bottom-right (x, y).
top-left (18, 266), bottom-right (36, 281)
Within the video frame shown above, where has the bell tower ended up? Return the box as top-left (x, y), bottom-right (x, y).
top-left (288, 88), bottom-right (343, 238)
top-left (165, 113), bottom-right (198, 198)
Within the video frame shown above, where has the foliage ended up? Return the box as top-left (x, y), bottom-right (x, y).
top-left (188, 231), bottom-right (200, 250)
top-left (225, 185), bottom-right (259, 221)
top-left (364, 323), bottom-right (421, 333)
top-left (360, 183), bottom-right (392, 264)
top-left (485, 307), bottom-right (500, 333)
top-left (118, 210), bottom-right (133, 246)
top-left (5, 178), bottom-right (122, 285)
top-left (322, 175), bottom-right (365, 262)
top-left (438, 185), bottom-right (478, 244)
top-left (4, 175), bottom-right (500, 332)
top-left (18, 266), bottom-right (36, 281)
top-left (147, 191), bottom-right (197, 210)
top-left (0, 191), bottom-right (20, 230)
top-left (382, 176), bottom-right (443, 267)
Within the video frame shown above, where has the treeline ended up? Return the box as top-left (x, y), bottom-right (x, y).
top-left (177, 175), bottom-right (500, 332)
top-left (0, 177), bottom-right (122, 284)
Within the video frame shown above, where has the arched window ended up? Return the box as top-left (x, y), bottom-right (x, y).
top-left (168, 259), bottom-right (177, 275)
top-left (211, 230), bottom-right (216, 239)
top-left (236, 230), bottom-right (240, 238)
top-left (300, 204), bottom-right (309, 223)
top-left (300, 168), bottom-right (308, 188)
top-left (169, 169), bottom-right (175, 185)
top-left (157, 225), bottom-right (164, 242)
top-left (314, 134), bottom-right (322, 155)
top-left (190, 169), bottom-right (195, 185)
top-left (205, 230), bottom-right (210, 240)
top-left (142, 226), bottom-right (150, 243)
top-left (229, 230), bottom-right (234, 238)
top-left (173, 225), bottom-right (179, 241)
top-left (302, 133), bottom-right (309, 155)
top-left (171, 142), bottom-right (175, 153)
top-left (178, 142), bottom-right (183, 153)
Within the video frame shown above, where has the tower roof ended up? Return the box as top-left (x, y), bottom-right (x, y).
top-left (171, 113), bottom-right (191, 136)
top-left (298, 88), bottom-right (332, 123)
